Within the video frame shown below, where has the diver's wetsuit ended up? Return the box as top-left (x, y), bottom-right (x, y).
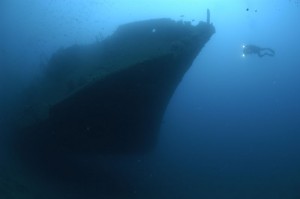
top-left (243, 44), bottom-right (275, 57)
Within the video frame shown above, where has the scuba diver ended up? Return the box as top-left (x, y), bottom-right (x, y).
top-left (242, 44), bottom-right (275, 58)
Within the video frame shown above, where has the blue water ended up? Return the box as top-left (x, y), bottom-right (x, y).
top-left (1, 1), bottom-right (300, 198)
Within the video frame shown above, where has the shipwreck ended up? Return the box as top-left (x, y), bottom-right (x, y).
top-left (15, 13), bottom-right (215, 158)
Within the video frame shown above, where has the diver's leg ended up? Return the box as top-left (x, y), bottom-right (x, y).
top-left (260, 52), bottom-right (274, 57)
top-left (262, 53), bottom-right (272, 57)
top-left (257, 51), bottom-right (264, 57)
top-left (261, 48), bottom-right (275, 56)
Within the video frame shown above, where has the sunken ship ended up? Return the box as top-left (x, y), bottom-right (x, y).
top-left (15, 12), bottom-right (215, 157)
